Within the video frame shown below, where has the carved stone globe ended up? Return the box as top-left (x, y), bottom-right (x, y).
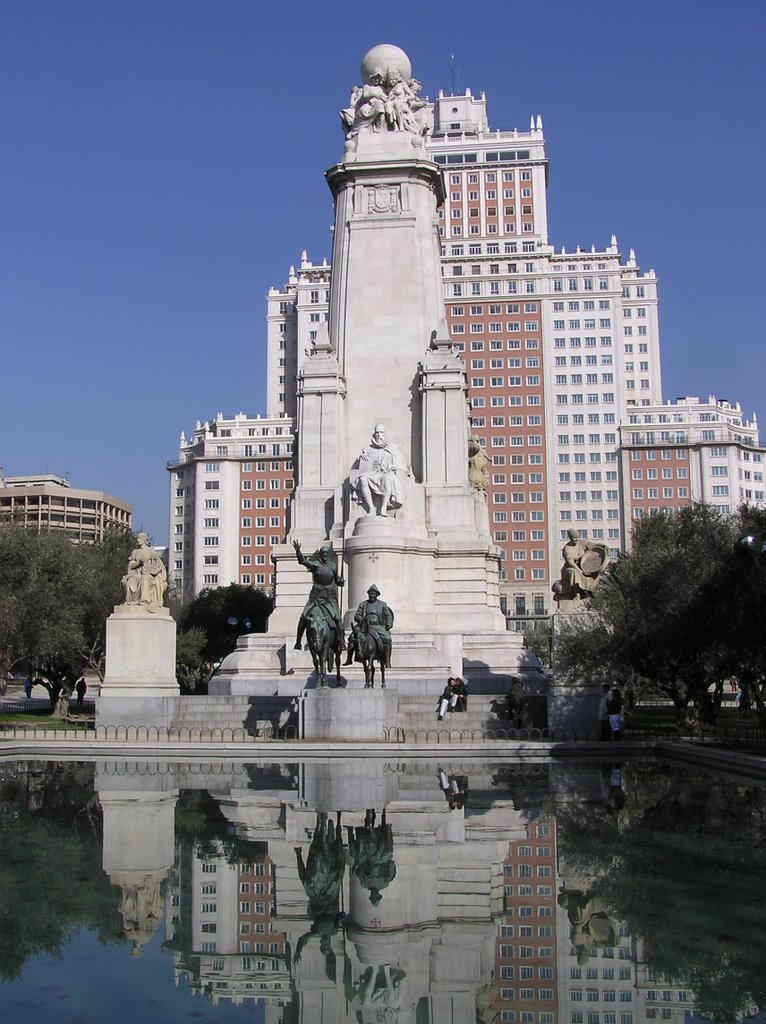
top-left (360, 44), bottom-right (412, 85)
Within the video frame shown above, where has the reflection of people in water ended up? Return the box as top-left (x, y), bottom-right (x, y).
top-left (347, 809), bottom-right (396, 906)
top-left (601, 764), bottom-right (627, 811)
top-left (293, 811), bottom-right (345, 962)
top-left (438, 767), bottom-right (469, 810)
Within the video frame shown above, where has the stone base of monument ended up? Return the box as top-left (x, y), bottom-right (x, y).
top-left (547, 678), bottom-right (603, 737)
top-left (212, 630), bottom-right (535, 695)
top-left (300, 759), bottom-right (398, 810)
top-left (99, 606), bottom-right (179, 729)
top-left (301, 686), bottom-right (398, 741)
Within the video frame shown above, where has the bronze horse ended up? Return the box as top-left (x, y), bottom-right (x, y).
top-left (354, 619), bottom-right (387, 689)
top-left (306, 607), bottom-right (342, 687)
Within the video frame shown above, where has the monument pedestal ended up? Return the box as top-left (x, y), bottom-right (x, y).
top-left (99, 606), bottom-right (179, 728)
top-left (302, 686), bottom-right (397, 741)
top-left (546, 609), bottom-right (601, 736)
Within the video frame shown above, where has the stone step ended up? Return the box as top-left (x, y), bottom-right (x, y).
top-left (437, 868), bottom-right (491, 884)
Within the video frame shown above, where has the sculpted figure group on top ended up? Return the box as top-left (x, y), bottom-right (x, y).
top-left (341, 62), bottom-right (428, 138)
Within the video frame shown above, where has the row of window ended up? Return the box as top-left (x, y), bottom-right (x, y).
top-left (460, 339), bottom-right (540, 350)
top-left (441, 223), bottom-right (535, 236)
top-left (469, 395), bottom-right (540, 407)
top-left (444, 240), bottom-right (537, 256)
top-left (632, 488), bottom-right (691, 499)
top-left (493, 511), bottom-right (545, 522)
top-left (472, 376), bottom-right (543, 388)
top-left (556, 393), bottom-right (616, 405)
top-left (631, 467), bottom-right (689, 479)
top-left (452, 302), bottom-right (538, 314)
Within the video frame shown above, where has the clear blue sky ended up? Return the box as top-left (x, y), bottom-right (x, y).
top-left (3, 0), bottom-right (764, 543)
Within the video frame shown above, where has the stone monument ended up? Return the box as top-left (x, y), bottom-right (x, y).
top-left (99, 533), bottom-right (179, 727)
top-left (96, 761), bottom-right (178, 957)
top-left (552, 528), bottom-right (610, 607)
top-left (548, 528), bottom-right (610, 732)
top-left (215, 45), bottom-right (541, 725)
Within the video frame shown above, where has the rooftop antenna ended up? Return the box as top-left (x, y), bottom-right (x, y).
top-left (451, 53), bottom-right (459, 95)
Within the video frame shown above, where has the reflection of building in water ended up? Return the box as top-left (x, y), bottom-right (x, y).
top-left (96, 759), bottom-right (735, 1023)
top-left (167, 847), bottom-right (291, 1013)
top-left (495, 819), bottom-right (559, 1022)
top-left (553, 903), bottom-right (696, 1024)
top-left (163, 760), bottom-right (533, 1023)
top-left (634, 945), bottom-right (696, 1023)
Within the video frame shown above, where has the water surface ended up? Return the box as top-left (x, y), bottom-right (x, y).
top-left (1, 756), bottom-right (763, 1023)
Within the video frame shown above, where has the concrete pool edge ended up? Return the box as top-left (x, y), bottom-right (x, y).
top-left (0, 737), bottom-right (764, 778)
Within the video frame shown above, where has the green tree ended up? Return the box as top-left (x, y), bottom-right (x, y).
top-left (721, 505), bottom-right (766, 724)
top-left (0, 524), bottom-right (133, 694)
top-left (554, 503), bottom-right (766, 727)
top-left (174, 583), bottom-right (273, 693)
top-left (523, 620), bottom-right (553, 670)
top-left (175, 625), bottom-right (209, 694)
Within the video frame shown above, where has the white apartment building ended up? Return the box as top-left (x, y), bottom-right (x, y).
top-left (167, 413), bottom-right (294, 597)
top-left (619, 395), bottom-right (764, 519)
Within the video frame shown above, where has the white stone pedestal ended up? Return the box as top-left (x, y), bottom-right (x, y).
top-left (547, 678), bottom-right (603, 737)
top-left (302, 687), bottom-right (397, 741)
top-left (99, 606), bottom-right (179, 728)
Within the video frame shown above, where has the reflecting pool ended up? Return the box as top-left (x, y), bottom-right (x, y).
top-left (1, 756), bottom-right (764, 1024)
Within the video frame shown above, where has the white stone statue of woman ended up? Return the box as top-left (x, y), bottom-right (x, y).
top-left (122, 532), bottom-right (167, 611)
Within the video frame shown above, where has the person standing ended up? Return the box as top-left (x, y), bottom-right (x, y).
top-left (597, 684), bottom-right (612, 741)
top-left (75, 677), bottom-right (87, 708)
top-left (606, 687), bottom-right (624, 741)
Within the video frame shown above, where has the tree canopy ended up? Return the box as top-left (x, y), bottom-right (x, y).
top-left (553, 503), bottom-right (766, 726)
top-left (0, 524), bottom-right (134, 685)
top-left (0, 761), bottom-right (124, 979)
top-left (556, 762), bottom-right (766, 1023)
top-left (173, 583), bottom-right (273, 692)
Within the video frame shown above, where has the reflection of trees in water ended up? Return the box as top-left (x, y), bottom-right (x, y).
top-left (0, 761), bottom-right (124, 980)
top-left (174, 788), bottom-right (268, 864)
top-left (243, 762), bottom-right (299, 792)
top-left (557, 762), bottom-right (766, 1022)
top-left (491, 762), bottom-right (550, 817)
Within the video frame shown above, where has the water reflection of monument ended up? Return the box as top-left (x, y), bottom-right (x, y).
top-left (93, 757), bottom-right (703, 1022)
top-left (95, 761), bottom-right (178, 957)
top-left (163, 759), bottom-right (531, 1022)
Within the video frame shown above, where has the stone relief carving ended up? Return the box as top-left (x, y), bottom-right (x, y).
top-left (468, 437), bottom-right (489, 492)
top-left (367, 185), bottom-right (399, 214)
